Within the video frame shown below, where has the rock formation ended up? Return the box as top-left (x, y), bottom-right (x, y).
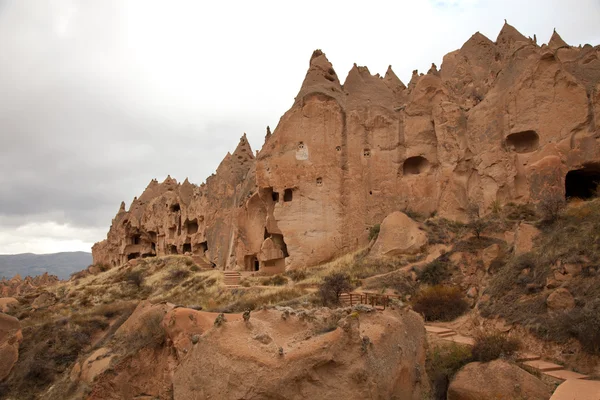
top-left (84, 307), bottom-right (429, 400)
top-left (0, 312), bottom-right (22, 381)
top-left (93, 23), bottom-right (600, 272)
top-left (0, 272), bottom-right (59, 297)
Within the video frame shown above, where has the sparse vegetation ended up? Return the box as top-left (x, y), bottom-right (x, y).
top-left (426, 343), bottom-right (473, 400)
top-left (261, 274), bottom-right (288, 286)
top-left (124, 269), bottom-right (144, 288)
top-left (412, 285), bottom-right (469, 321)
top-left (538, 191), bottom-right (566, 222)
top-left (368, 224), bottom-right (380, 241)
top-left (471, 332), bottom-right (520, 362)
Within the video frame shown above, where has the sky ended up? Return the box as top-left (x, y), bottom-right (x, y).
top-left (0, 0), bottom-right (599, 255)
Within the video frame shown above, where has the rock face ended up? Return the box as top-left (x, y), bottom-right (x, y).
top-left (171, 308), bottom-right (428, 400)
top-left (0, 312), bottom-right (22, 381)
top-left (83, 307), bottom-right (428, 399)
top-left (371, 212), bottom-right (427, 256)
top-left (93, 24), bottom-right (600, 272)
top-left (447, 360), bottom-right (551, 400)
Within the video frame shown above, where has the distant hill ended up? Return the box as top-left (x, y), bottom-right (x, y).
top-left (0, 252), bottom-right (92, 280)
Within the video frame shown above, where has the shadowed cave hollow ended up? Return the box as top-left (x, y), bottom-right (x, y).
top-left (403, 156), bottom-right (429, 175)
top-left (565, 166), bottom-right (600, 199)
top-left (506, 130), bottom-right (539, 153)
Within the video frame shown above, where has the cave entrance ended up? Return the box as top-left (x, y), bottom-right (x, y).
top-left (403, 156), bottom-right (429, 175)
top-left (565, 166), bottom-right (600, 199)
top-left (506, 130), bottom-right (539, 153)
top-left (169, 245), bottom-right (178, 255)
top-left (127, 253), bottom-right (140, 260)
top-left (244, 254), bottom-right (260, 271)
top-left (186, 219), bottom-right (199, 234)
top-left (183, 243), bottom-right (192, 253)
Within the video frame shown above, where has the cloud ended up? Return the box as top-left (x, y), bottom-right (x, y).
top-left (0, 0), bottom-right (598, 254)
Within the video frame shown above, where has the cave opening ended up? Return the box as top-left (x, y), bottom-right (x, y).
top-left (403, 156), bottom-right (429, 175)
top-left (506, 130), bottom-right (539, 153)
top-left (170, 203), bottom-right (181, 212)
top-left (186, 219), bottom-right (199, 234)
top-left (169, 245), bottom-right (178, 255)
top-left (183, 243), bottom-right (192, 253)
top-left (127, 253), bottom-right (140, 260)
top-left (131, 234), bottom-right (141, 245)
top-left (284, 189), bottom-right (293, 202)
top-left (198, 241), bottom-right (208, 253)
top-left (565, 166), bottom-right (600, 199)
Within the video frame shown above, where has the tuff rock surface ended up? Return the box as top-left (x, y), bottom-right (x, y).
top-left (93, 24), bottom-right (600, 273)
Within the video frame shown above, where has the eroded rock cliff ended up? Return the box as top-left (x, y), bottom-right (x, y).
top-left (93, 23), bottom-right (600, 272)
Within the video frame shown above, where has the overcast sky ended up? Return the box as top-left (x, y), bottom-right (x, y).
top-left (0, 0), bottom-right (598, 255)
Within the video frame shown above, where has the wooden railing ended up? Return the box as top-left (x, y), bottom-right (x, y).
top-left (338, 292), bottom-right (402, 310)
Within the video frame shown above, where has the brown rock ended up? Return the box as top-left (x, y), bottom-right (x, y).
top-left (546, 288), bottom-right (575, 311)
top-left (172, 309), bottom-right (429, 400)
top-left (514, 223), bottom-right (540, 256)
top-left (31, 291), bottom-right (57, 310)
top-left (0, 312), bottom-right (22, 381)
top-left (0, 297), bottom-right (18, 313)
top-left (371, 212), bottom-right (427, 256)
top-left (448, 360), bottom-right (551, 400)
top-left (91, 24), bottom-right (599, 274)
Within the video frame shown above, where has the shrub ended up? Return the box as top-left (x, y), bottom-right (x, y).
top-left (427, 343), bottom-right (472, 400)
top-left (538, 192), bottom-right (566, 222)
top-left (124, 269), bottom-right (144, 288)
top-left (190, 264), bottom-right (200, 272)
top-left (555, 300), bottom-right (600, 354)
top-left (418, 257), bottom-right (451, 285)
top-left (285, 269), bottom-right (307, 282)
top-left (471, 332), bottom-right (520, 362)
top-left (368, 224), bottom-right (380, 241)
top-left (168, 268), bottom-right (190, 282)
top-left (412, 285), bottom-right (469, 321)
top-left (262, 275), bottom-right (288, 286)
top-left (319, 273), bottom-right (354, 306)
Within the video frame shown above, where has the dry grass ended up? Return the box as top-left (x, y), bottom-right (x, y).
top-left (471, 331), bottom-right (520, 362)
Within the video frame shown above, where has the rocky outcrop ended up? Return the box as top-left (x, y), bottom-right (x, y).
top-left (172, 308), bottom-right (428, 400)
top-left (82, 307), bottom-right (428, 399)
top-left (371, 212), bottom-right (427, 256)
top-left (0, 298), bottom-right (18, 313)
top-left (93, 24), bottom-right (600, 273)
top-left (0, 312), bottom-right (22, 381)
top-left (0, 273), bottom-right (59, 297)
top-left (447, 360), bottom-right (551, 400)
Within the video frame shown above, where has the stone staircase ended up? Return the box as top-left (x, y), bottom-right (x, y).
top-left (191, 255), bottom-right (214, 270)
top-left (425, 325), bottom-right (591, 381)
top-left (223, 271), bottom-right (241, 288)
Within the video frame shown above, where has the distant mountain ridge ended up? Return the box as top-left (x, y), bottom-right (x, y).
top-left (0, 251), bottom-right (92, 280)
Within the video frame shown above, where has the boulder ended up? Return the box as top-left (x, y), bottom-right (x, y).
top-left (448, 360), bottom-right (551, 400)
top-left (172, 308), bottom-right (429, 399)
top-left (0, 312), bottom-right (22, 381)
top-left (546, 288), bottom-right (575, 311)
top-left (514, 223), bottom-right (540, 256)
top-left (371, 212), bottom-right (427, 256)
top-left (0, 297), bottom-right (19, 313)
top-left (31, 291), bottom-right (57, 309)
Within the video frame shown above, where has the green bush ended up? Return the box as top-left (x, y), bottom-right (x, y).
top-left (471, 332), bottom-right (520, 362)
top-left (412, 285), bottom-right (469, 321)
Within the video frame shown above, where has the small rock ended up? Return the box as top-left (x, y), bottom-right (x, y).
top-left (546, 288), bottom-right (575, 311)
top-left (466, 287), bottom-right (478, 298)
top-left (191, 334), bottom-right (200, 344)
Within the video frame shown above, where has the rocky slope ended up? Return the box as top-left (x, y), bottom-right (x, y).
top-left (93, 23), bottom-right (600, 275)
